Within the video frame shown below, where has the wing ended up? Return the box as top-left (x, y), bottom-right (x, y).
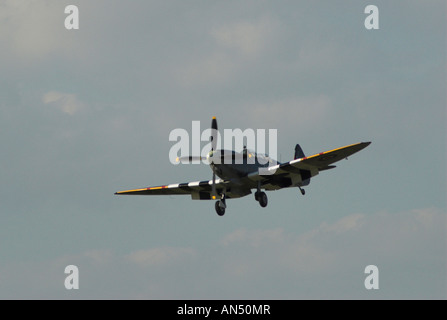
top-left (246, 142), bottom-right (371, 190)
top-left (286, 141), bottom-right (371, 170)
top-left (115, 178), bottom-right (249, 200)
top-left (115, 178), bottom-right (225, 196)
top-left (116, 142), bottom-right (370, 197)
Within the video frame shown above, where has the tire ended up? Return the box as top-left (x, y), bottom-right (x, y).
top-left (215, 201), bottom-right (225, 216)
top-left (259, 192), bottom-right (268, 208)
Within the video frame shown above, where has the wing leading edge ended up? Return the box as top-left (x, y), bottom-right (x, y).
top-left (115, 178), bottom-right (226, 196)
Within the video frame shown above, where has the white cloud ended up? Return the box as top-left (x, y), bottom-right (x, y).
top-left (308, 214), bottom-right (365, 236)
top-left (240, 95), bottom-right (332, 129)
top-left (0, 1), bottom-right (64, 61)
top-left (42, 91), bottom-right (84, 115)
top-left (0, 207), bottom-right (444, 298)
top-left (175, 16), bottom-right (279, 87)
top-left (220, 228), bottom-right (284, 247)
top-left (211, 17), bottom-right (277, 57)
top-left (176, 52), bottom-right (235, 87)
top-left (218, 208), bottom-right (446, 278)
top-left (82, 250), bottom-right (114, 266)
top-left (127, 246), bottom-right (197, 267)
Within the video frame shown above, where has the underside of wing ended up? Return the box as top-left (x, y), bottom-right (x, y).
top-left (115, 178), bottom-right (249, 200)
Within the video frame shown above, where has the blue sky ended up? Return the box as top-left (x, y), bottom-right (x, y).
top-left (0, 0), bottom-right (445, 299)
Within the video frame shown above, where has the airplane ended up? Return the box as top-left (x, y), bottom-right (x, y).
top-left (115, 117), bottom-right (371, 216)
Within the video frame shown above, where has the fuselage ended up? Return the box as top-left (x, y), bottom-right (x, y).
top-left (209, 149), bottom-right (279, 180)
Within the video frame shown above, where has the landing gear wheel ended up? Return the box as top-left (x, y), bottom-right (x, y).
top-left (215, 201), bottom-right (225, 216)
top-left (299, 187), bottom-right (305, 195)
top-left (258, 192), bottom-right (268, 208)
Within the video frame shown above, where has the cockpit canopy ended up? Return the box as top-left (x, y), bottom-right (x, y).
top-left (209, 148), bottom-right (276, 165)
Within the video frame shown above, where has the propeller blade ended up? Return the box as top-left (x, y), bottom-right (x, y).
top-left (211, 116), bottom-right (218, 152)
top-left (212, 170), bottom-right (217, 199)
top-left (210, 117), bottom-right (218, 200)
top-left (210, 150), bottom-right (249, 164)
top-left (176, 156), bottom-right (204, 163)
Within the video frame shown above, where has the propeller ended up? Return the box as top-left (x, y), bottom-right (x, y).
top-left (175, 117), bottom-right (220, 200)
top-left (211, 116), bottom-right (218, 152)
top-left (175, 155), bottom-right (204, 163)
top-left (175, 116), bottom-right (218, 164)
top-left (210, 117), bottom-right (218, 199)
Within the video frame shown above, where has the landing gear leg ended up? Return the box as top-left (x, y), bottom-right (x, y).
top-left (298, 186), bottom-right (305, 195)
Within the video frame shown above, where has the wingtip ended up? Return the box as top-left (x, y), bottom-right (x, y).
top-left (357, 141), bottom-right (371, 151)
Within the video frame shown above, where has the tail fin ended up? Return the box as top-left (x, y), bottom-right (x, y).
top-left (294, 144), bottom-right (305, 159)
top-left (295, 144), bottom-right (310, 187)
